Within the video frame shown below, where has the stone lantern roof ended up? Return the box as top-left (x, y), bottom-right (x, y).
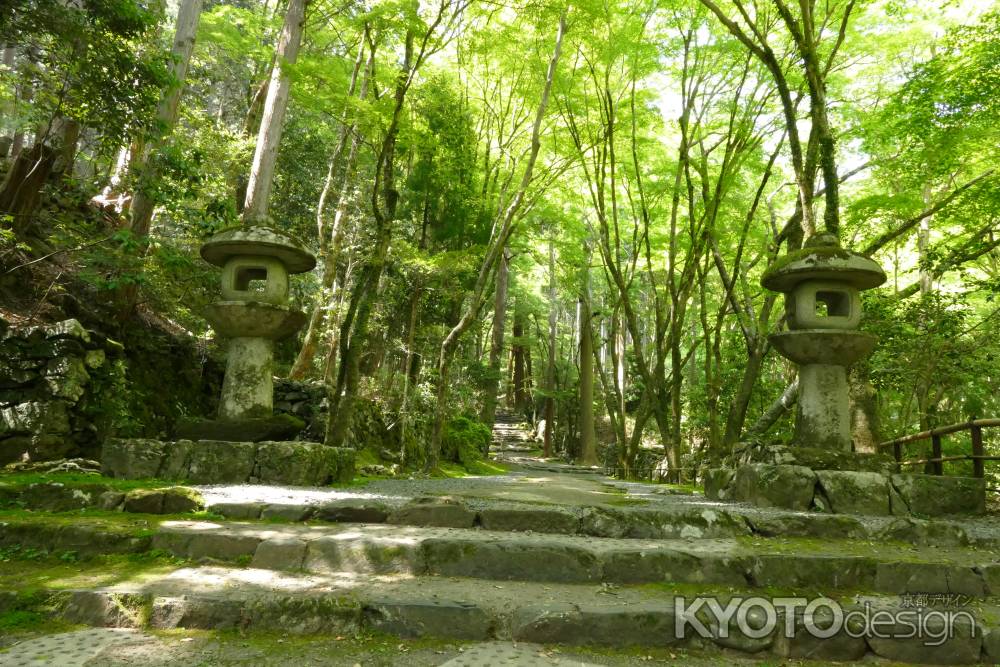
top-left (200, 226), bottom-right (316, 274)
top-left (761, 233), bottom-right (886, 292)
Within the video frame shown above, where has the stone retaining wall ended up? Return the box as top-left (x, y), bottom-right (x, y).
top-left (0, 318), bottom-right (121, 465)
top-left (103, 437), bottom-right (355, 486)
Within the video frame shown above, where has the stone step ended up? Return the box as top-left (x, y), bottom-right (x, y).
top-left (201, 491), bottom-right (988, 550)
top-left (60, 566), bottom-right (999, 664)
top-left (149, 520), bottom-right (1000, 597)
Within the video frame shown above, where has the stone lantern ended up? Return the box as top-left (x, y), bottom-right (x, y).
top-left (182, 226), bottom-right (315, 441)
top-left (761, 233), bottom-right (886, 451)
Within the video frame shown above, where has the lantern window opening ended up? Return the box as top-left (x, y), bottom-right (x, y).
top-left (814, 290), bottom-right (850, 318)
top-left (234, 266), bottom-right (269, 295)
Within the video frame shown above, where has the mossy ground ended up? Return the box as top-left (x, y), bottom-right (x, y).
top-left (0, 471), bottom-right (175, 493)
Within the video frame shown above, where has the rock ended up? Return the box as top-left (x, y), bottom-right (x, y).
top-left (746, 513), bottom-right (867, 540)
top-left (890, 474), bottom-right (986, 516)
top-left (875, 561), bottom-right (986, 596)
top-left (122, 487), bottom-right (204, 514)
top-left (257, 441), bottom-right (339, 486)
top-left (304, 534), bottom-right (422, 575)
top-left (97, 491), bottom-right (124, 510)
top-left (186, 440), bottom-right (257, 484)
top-left (733, 464), bottom-right (817, 510)
top-left (984, 627), bottom-right (1000, 661)
top-left (102, 438), bottom-right (169, 479)
top-left (364, 598), bottom-right (493, 640)
top-left (173, 414), bottom-right (305, 442)
top-left (602, 548), bottom-right (749, 586)
top-left (43, 356), bottom-right (90, 402)
top-left (0, 401), bottom-right (71, 437)
top-left (865, 603), bottom-right (982, 664)
top-left (751, 554), bottom-right (876, 590)
top-left (209, 502), bottom-right (264, 520)
top-left (750, 445), bottom-right (894, 473)
top-left (423, 537), bottom-right (601, 583)
top-left (514, 604), bottom-right (680, 646)
top-left (62, 591), bottom-right (147, 628)
top-left (360, 464), bottom-right (393, 477)
top-left (815, 470), bottom-right (890, 515)
top-left (17, 481), bottom-right (109, 511)
top-left (478, 506), bottom-right (579, 534)
top-left (772, 606), bottom-right (868, 661)
top-left (252, 537), bottom-right (308, 570)
top-left (389, 497), bottom-right (476, 528)
top-left (103, 438), bottom-right (354, 486)
top-left (315, 499), bottom-right (390, 524)
top-left (703, 468), bottom-right (735, 500)
top-left (875, 517), bottom-right (970, 547)
top-left (260, 503), bottom-right (314, 521)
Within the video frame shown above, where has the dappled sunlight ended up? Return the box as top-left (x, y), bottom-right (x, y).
top-left (195, 484), bottom-right (388, 506)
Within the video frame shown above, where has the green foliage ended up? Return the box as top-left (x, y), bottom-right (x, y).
top-left (0, 0), bottom-right (169, 147)
top-left (441, 416), bottom-right (491, 466)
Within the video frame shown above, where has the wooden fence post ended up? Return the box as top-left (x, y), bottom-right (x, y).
top-left (971, 424), bottom-right (984, 479)
top-left (931, 434), bottom-right (943, 475)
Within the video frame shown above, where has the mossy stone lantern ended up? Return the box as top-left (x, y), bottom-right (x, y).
top-left (761, 234), bottom-right (886, 451)
top-left (201, 226), bottom-right (315, 423)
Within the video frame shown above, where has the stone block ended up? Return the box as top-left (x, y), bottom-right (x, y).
top-left (513, 604), bottom-right (680, 646)
top-left (734, 464), bottom-right (817, 510)
top-left (260, 503), bottom-right (314, 521)
top-left (122, 487), bottom-right (204, 515)
top-left (891, 474), bottom-right (986, 516)
top-left (102, 439), bottom-right (168, 479)
top-left (815, 470), bottom-right (890, 515)
top-left (252, 536), bottom-right (308, 570)
top-left (760, 445), bottom-right (894, 473)
top-left (256, 440), bottom-right (332, 485)
top-left (389, 497), bottom-right (476, 528)
top-left (304, 534), bottom-right (422, 575)
top-left (315, 499), bottom-right (390, 523)
top-left (874, 561), bottom-right (986, 597)
top-left (209, 502), bottom-right (264, 519)
top-left (186, 440), bottom-right (257, 484)
top-left (422, 537), bottom-right (601, 583)
top-left (865, 604), bottom-right (982, 664)
top-left (478, 506), bottom-right (579, 534)
top-left (364, 598), bottom-right (492, 639)
top-left (772, 607), bottom-right (868, 661)
top-left (875, 517), bottom-right (970, 547)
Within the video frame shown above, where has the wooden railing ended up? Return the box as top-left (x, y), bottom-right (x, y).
top-left (878, 418), bottom-right (1000, 481)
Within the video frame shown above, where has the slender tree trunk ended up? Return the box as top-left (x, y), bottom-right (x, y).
top-left (543, 237), bottom-right (556, 457)
top-left (288, 31), bottom-right (371, 379)
top-left (242, 0), bottom-right (306, 224)
top-left (578, 283), bottom-right (597, 466)
top-left (480, 248), bottom-right (510, 426)
top-left (512, 303), bottom-right (529, 415)
top-left (127, 0), bottom-right (203, 239)
top-left (110, 0), bottom-right (203, 317)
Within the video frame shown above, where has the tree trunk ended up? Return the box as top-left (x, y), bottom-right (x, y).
top-left (512, 303), bottom-right (529, 415)
top-left (480, 248), bottom-right (509, 427)
top-left (543, 238), bottom-right (556, 457)
top-left (288, 31), bottom-right (371, 379)
top-left (241, 0), bottom-right (306, 224)
top-left (128, 0), bottom-right (203, 239)
top-left (578, 285), bottom-right (597, 466)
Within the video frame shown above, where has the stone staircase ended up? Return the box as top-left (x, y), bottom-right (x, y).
top-left (490, 412), bottom-right (603, 475)
top-left (3, 468), bottom-right (997, 664)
